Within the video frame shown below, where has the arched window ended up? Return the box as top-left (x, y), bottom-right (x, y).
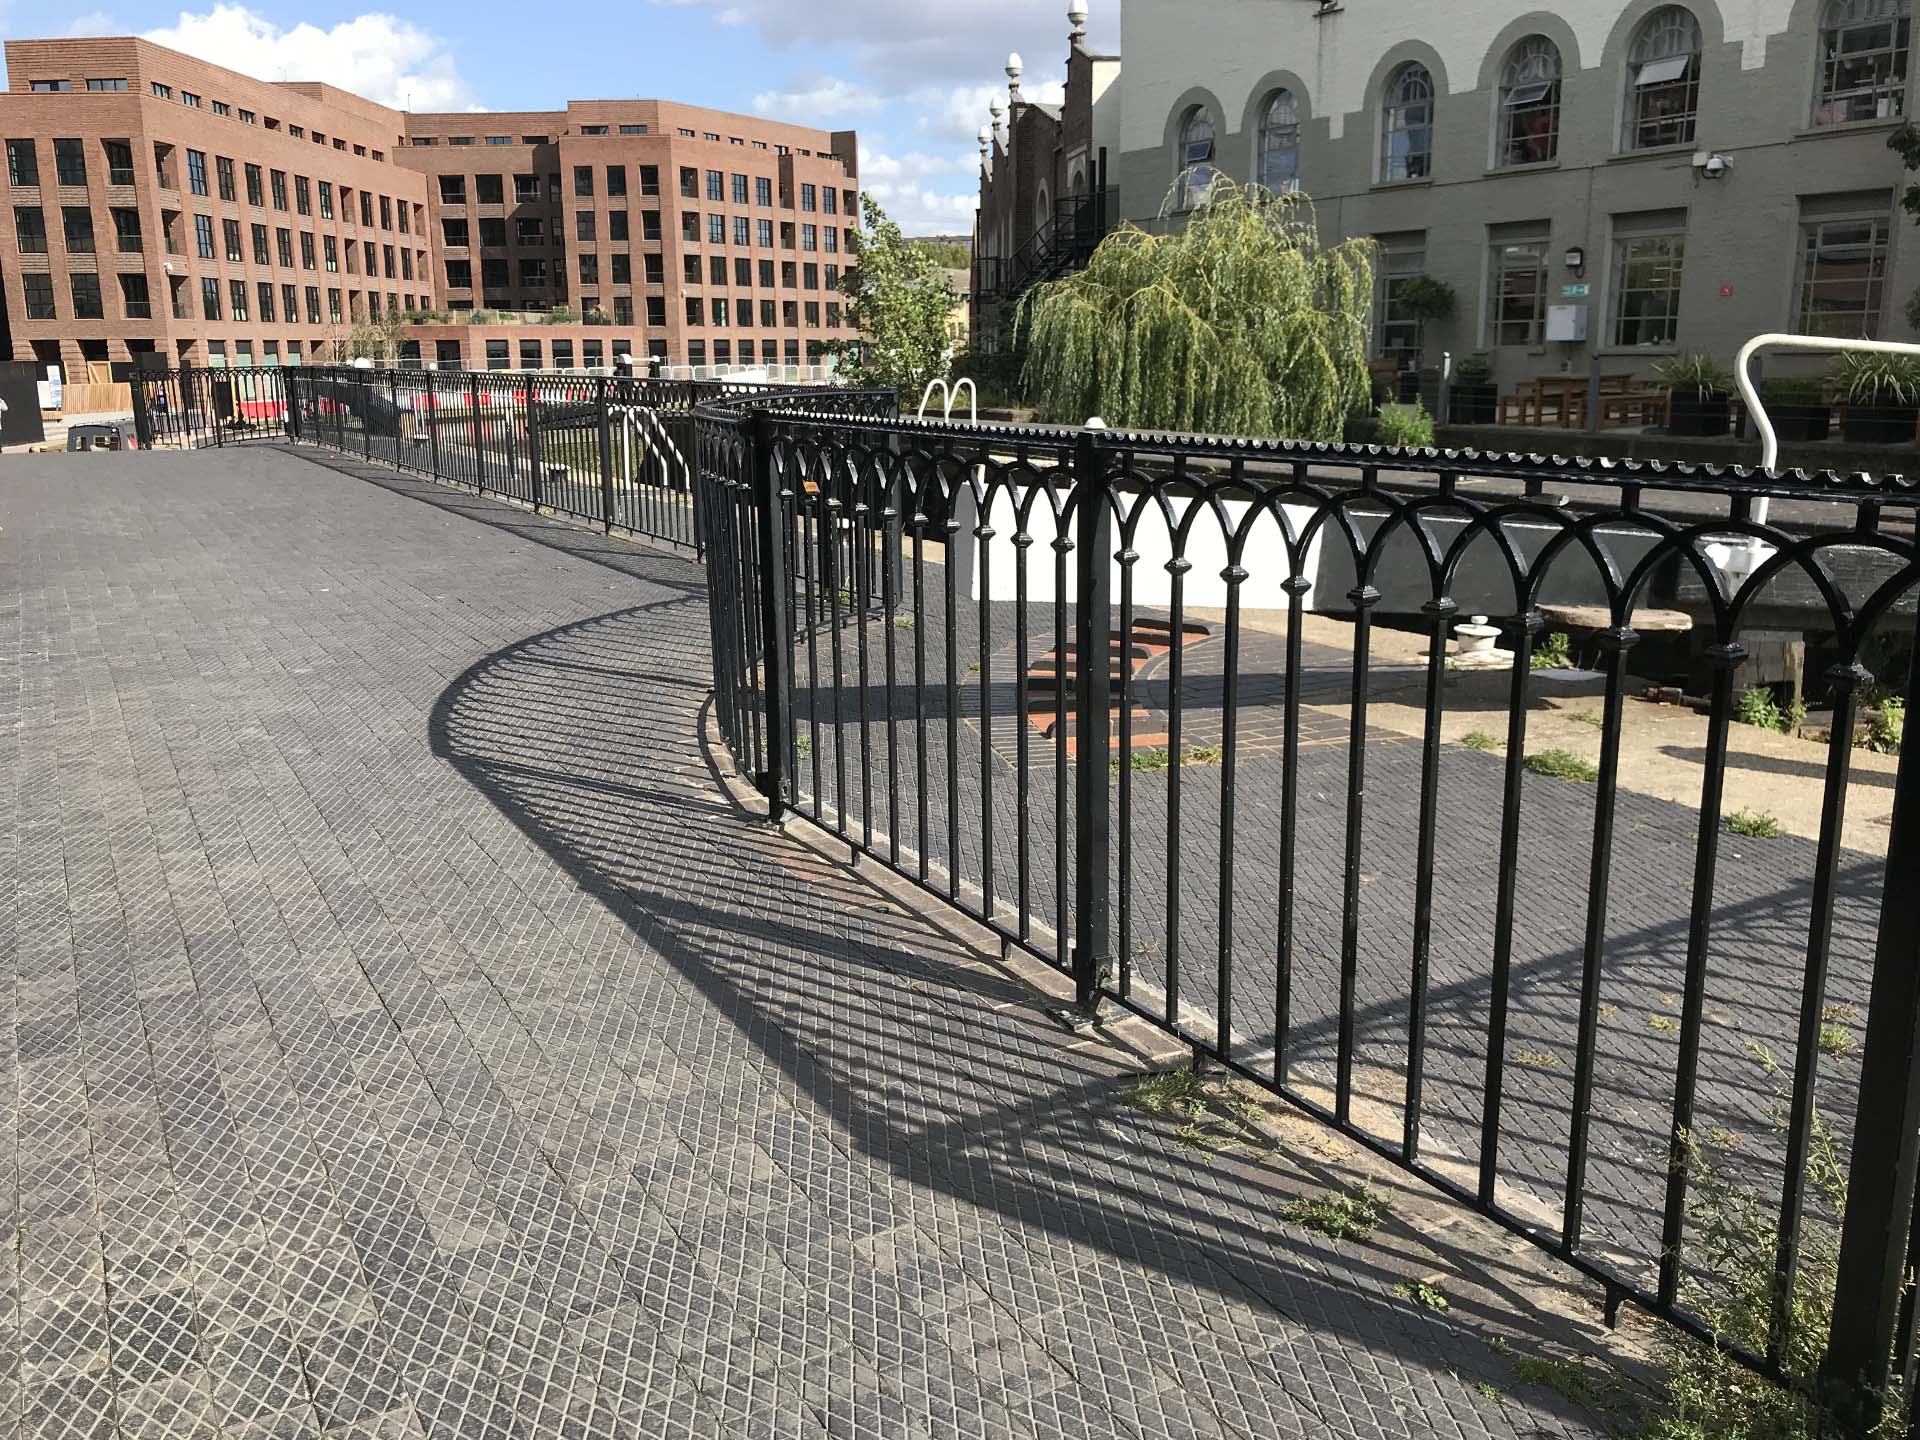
top-left (1816, 0), bottom-right (1910, 125)
top-left (1381, 63), bottom-right (1434, 181)
top-left (1624, 6), bottom-right (1702, 150)
top-left (1174, 105), bottom-right (1218, 209)
top-left (1259, 89), bottom-right (1301, 193)
top-left (1497, 36), bottom-right (1562, 165)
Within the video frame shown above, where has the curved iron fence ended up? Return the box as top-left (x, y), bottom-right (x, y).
top-left (695, 406), bottom-right (1920, 1429)
top-left (127, 360), bottom-right (1920, 1429)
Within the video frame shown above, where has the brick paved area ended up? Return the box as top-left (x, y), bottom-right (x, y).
top-left (0, 447), bottom-right (1640, 1438)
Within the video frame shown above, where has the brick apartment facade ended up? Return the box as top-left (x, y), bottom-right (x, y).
top-left (399, 103), bottom-right (859, 369)
top-left (0, 36), bottom-right (862, 380)
top-left (0, 38), bottom-right (435, 379)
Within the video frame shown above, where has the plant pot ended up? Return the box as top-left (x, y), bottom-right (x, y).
top-left (1667, 389), bottom-right (1731, 437)
top-left (1840, 404), bottom-right (1920, 445)
top-left (1448, 383), bottom-right (1497, 425)
top-left (1766, 404), bottom-right (1831, 444)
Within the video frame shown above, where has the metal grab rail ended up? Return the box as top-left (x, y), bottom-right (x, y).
top-left (1736, 331), bottom-right (1920, 474)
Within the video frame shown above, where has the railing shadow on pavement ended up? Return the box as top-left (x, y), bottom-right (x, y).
top-left (422, 589), bottom-right (1634, 1432)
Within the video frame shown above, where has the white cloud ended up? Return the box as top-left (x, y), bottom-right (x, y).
top-left (138, 4), bottom-right (479, 111)
top-left (752, 74), bottom-right (884, 120)
top-left (652, 0), bottom-right (1115, 86)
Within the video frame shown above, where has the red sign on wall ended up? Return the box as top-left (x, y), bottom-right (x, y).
top-left (1720, 285), bottom-right (1735, 298)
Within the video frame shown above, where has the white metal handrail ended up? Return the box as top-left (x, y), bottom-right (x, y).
top-left (1737, 331), bottom-right (1920, 476)
top-left (917, 377), bottom-right (978, 424)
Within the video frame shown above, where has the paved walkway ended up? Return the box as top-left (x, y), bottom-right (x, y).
top-left (0, 448), bottom-right (1630, 1438)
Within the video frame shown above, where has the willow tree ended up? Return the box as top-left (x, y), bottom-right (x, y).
top-left (1018, 181), bottom-right (1376, 440)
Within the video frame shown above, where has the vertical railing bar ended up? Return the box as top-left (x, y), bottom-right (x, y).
top-left (1657, 642), bottom-right (1745, 1304)
top-left (1403, 586), bottom-right (1458, 1163)
top-left (1071, 424), bottom-right (1113, 1008)
top-left (854, 469), bottom-right (875, 852)
top-left (1335, 573), bottom-right (1381, 1129)
top-left (882, 456), bottom-right (902, 868)
top-left (1164, 452), bottom-right (1191, 1024)
top-left (1562, 624), bottom-right (1639, 1253)
top-left (1274, 556), bottom-right (1311, 1084)
top-left (1479, 610), bottom-right (1541, 1204)
top-left (1770, 664), bottom-right (1866, 1365)
top-left (976, 453), bottom-right (997, 927)
top-left (1212, 463), bottom-right (1249, 1059)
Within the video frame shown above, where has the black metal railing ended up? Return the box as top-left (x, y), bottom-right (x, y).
top-left (131, 364), bottom-right (299, 448)
top-left (132, 359), bottom-right (1920, 1431)
top-left (129, 364), bottom-right (898, 556)
top-left (693, 406), bottom-right (1920, 1433)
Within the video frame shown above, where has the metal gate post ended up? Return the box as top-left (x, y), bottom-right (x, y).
top-left (1067, 422), bottom-right (1116, 1024)
top-left (749, 411), bottom-right (793, 818)
top-left (1825, 612), bottom-right (1920, 1433)
top-left (597, 376), bottom-right (615, 532)
top-left (425, 370), bottom-right (440, 480)
top-left (528, 384), bottom-right (544, 513)
top-left (469, 376), bottom-right (484, 492)
top-left (283, 369), bottom-right (301, 443)
top-left (130, 374), bottom-right (153, 450)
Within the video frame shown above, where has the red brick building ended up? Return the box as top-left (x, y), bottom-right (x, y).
top-left (0, 36), bottom-right (862, 380)
top-left (0, 37), bottom-right (435, 378)
top-left (399, 102), bottom-right (859, 370)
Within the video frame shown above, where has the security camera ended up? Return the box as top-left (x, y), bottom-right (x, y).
top-left (1699, 152), bottom-right (1732, 179)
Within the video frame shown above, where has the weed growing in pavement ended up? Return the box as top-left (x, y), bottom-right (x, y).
top-left (1531, 632), bottom-right (1574, 669)
top-left (1818, 1008), bottom-right (1856, 1059)
top-left (1726, 810), bottom-right (1784, 840)
top-left (1512, 1048), bottom-right (1559, 1069)
top-left (1395, 1279), bottom-right (1449, 1311)
top-left (1122, 1068), bottom-right (1255, 1150)
top-left (1865, 697), bottom-right (1904, 755)
top-left (1491, 1338), bottom-right (1623, 1412)
top-left (1525, 749), bottom-right (1600, 782)
top-left (1462, 730), bottom-right (1502, 751)
top-left (1650, 1014), bottom-right (1678, 1033)
top-left (1283, 1184), bottom-right (1389, 1243)
top-left (1115, 745), bottom-right (1226, 773)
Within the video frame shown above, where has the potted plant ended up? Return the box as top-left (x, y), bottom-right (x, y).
top-left (1397, 275), bottom-right (1456, 369)
top-left (1834, 351), bottom-right (1920, 443)
top-left (1653, 352), bottom-right (1734, 437)
top-left (1755, 375), bottom-right (1831, 444)
top-left (1449, 353), bottom-right (1497, 425)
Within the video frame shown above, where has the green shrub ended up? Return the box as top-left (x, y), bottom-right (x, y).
top-left (544, 305), bottom-right (578, 325)
top-left (1452, 352), bottom-right (1492, 385)
top-left (1865, 697), bottom-right (1904, 754)
top-left (1461, 730), bottom-right (1501, 751)
top-left (1376, 400), bottom-right (1436, 449)
top-left (1756, 376), bottom-right (1828, 408)
top-left (1737, 687), bottom-right (1785, 732)
top-left (1653, 352), bottom-right (1735, 397)
top-left (1832, 351), bottom-right (1920, 407)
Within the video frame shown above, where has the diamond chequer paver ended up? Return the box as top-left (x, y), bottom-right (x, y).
top-left (0, 447), bottom-right (1633, 1438)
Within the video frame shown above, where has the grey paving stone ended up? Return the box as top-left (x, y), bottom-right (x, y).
top-left (0, 449), bottom-right (1621, 1440)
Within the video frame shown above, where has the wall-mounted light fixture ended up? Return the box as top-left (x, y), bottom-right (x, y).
top-left (1564, 246), bottom-right (1585, 276)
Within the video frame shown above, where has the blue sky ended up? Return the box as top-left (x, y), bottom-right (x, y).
top-left (0, 0), bottom-right (1119, 233)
